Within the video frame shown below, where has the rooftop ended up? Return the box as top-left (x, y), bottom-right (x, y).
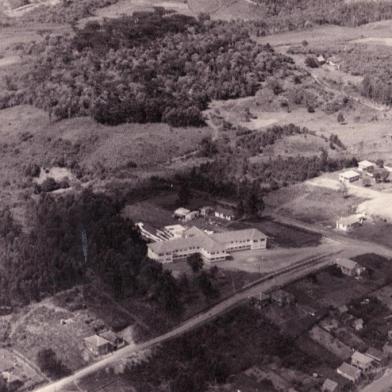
top-left (174, 207), bottom-right (190, 216)
top-left (338, 362), bottom-right (361, 379)
top-left (366, 347), bottom-right (384, 361)
top-left (340, 170), bottom-right (360, 178)
top-left (337, 214), bottom-right (364, 226)
top-left (322, 378), bottom-right (338, 392)
top-left (149, 227), bottom-right (267, 255)
top-left (352, 351), bottom-right (373, 365)
top-left (84, 335), bottom-right (111, 348)
top-left (215, 206), bottom-right (236, 216)
top-left (359, 160), bottom-right (374, 168)
top-left (336, 257), bottom-right (359, 270)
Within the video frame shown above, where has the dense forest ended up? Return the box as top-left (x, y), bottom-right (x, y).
top-left (8, 10), bottom-right (296, 126)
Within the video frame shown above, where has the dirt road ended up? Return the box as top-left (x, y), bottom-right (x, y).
top-left (32, 253), bottom-right (335, 392)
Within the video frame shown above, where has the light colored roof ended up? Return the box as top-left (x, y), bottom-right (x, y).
top-left (337, 215), bottom-right (364, 226)
top-left (322, 378), bottom-right (338, 392)
top-left (337, 362), bottom-right (361, 379)
top-left (336, 257), bottom-right (358, 270)
top-left (149, 227), bottom-right (267, 255)
top-left (164, 224), bottom-right (186, 232)
top-left (215, 207), bottom-right (235, 216)
top-left (184, 226), bottom-right (206, 238)
top-left (174, 207), bottom-right (190, 216)
top-left (84, 335), bottom-right (111, 348)
top-left (340, 170), bottom-right (360, 179)
top-left (352, 351), bottom-right (373, 365)
top-left (359, 160), bottom-right (374, 168)
top-left (213, 228), bottom-right (267, 243)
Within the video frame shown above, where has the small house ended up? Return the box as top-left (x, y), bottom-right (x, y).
top-left (353, 318), bottom-right (364, 331)
top-left (271, 289), bottom-right (295, 307)
top-left (358, 160), bottom-right (375, 173)
top-left (339, 170), bottom-right (360, 183)
top-left (84, 335), bottom-right (113, 356)
top-left (366, 347), bottom-right (385, 364)
top-left (214, 207), bottom-right (236, 221)
top-left (200, 206), bottom-right (214, 217)
top-left (322, 378), bottom-right (338, 392)
top-left (173, 207), bottom-right (191, 220)
top-left (335, 258), bottom-right (365, 277)
top-left (337, 362), bottom-right (361, 383)
top-left (336, 215), bottom-right (365, 232)
top-left (351, 351), bottom-right (374, 373)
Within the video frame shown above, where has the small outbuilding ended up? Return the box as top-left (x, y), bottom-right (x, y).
top-left (335, 258), bottom-right (365, 277)
top-left (173, 207), bottom-right (191, 220)
top-left (322, 378), bottom-right (338, 392)
top-left (336, 215), bottom-right (365, 232)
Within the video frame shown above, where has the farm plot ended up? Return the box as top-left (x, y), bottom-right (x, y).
top-left (10, 304), bottom-right (97, 372)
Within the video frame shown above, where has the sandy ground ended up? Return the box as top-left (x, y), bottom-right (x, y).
top-left (307, 172), bottom-right (392, 222)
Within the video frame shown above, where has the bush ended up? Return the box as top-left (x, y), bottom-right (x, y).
top-left (305, 56), bottom-right (319, 68)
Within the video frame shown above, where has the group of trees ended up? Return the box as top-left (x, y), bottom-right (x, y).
top-left (36, 348), bottom-right (70, 379)
top-left (123, 304), bottom-right (319, 392)
top-left (12, 10), bottom-right (296, 127)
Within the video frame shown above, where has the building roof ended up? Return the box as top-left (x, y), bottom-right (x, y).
top-left (336, 257), bottom-right (358, 270)
top-left (322, 378), bottom-right (338, 392)
top-left (337, 215), bottom-right (364, 226)
top-left (340, 170), bottom-right (360, 179)
top-left (359, 160), bottom-right (374, 168)
top-left (366, 347), bottom-right (384, 361)
top-left (174, 207), bottom-right (190, 216)
top-left (99, 331), bottom-right (119, 345)
top-left (84, 335), bottom-right (111, 348)
top-left (213, 228), bottom-right (267, 243)
top-left (352, 351), bottom-right (373, 365)
top-left (337, 362), bottom-right (361, 379)
top-left (215, 206), bottom-right (235, 216)
top-left (149, 227), bottom-right (267, 255)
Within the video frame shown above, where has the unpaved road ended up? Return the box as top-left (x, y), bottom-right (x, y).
top-left (33, 252), bottom-right (336, 392)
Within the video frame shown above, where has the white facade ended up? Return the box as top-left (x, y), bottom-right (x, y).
top-left (339, 170), bottom-right (360, 183)
top-left (148, 227), bottom-right (268, 264)
top-left (358, 160), bottom-right (374, 172)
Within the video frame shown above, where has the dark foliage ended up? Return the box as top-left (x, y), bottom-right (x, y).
top-left (37, 349), bottom-right (71, 379)
top-left (15, 10), bottom-right (295, 127)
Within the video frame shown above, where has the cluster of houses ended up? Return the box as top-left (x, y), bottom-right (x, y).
top-left (336, 348), bottom-right (386, 385)
top-left (339, 160), bottom-right (391, 185)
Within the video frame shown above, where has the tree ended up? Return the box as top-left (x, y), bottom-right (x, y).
top-left (337, 112), bottom-right (345, 124)
top-left (177, 183), bottom-right (191, 205)
top-left (305, 56), bottom-right (319, 68)
top-left (37, 348), bottom-right (70, 379)
top-left (197, 271), bottom-right (219, 301)
top-left (187, 253), bottom-right (204, 273)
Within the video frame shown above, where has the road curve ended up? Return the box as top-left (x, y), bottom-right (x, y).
top-left (33, 253), bottom-right (336, 392)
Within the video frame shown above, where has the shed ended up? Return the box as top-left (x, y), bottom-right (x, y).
top-left (336, 215), bottom-right (365, 232)
top-left (358, 160), bottom-right (375, 172)
top-left (366, 347), bottom-right (385, 363)
top-left (173, 207), bottom-right (191, 219)
top-left (322, 378), bottom-right (338, 392)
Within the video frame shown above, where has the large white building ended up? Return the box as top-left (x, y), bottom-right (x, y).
top-left (147, 226), bottom-right (268, 264)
